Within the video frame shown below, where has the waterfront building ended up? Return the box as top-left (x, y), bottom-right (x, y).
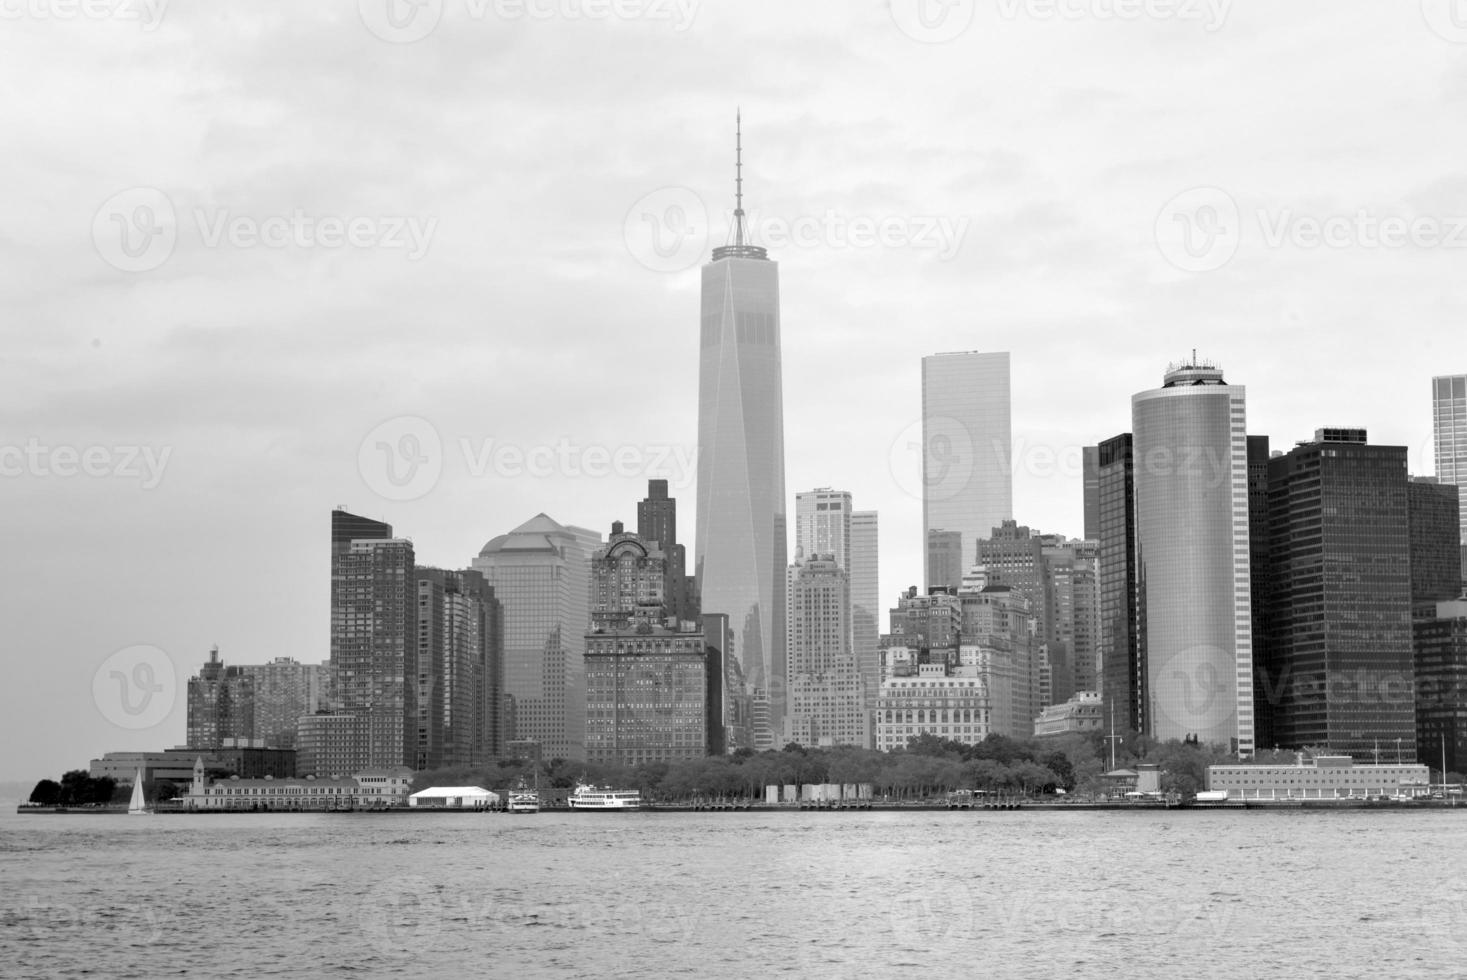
top-left (786, 554), bottom-right (867, 748)
top-left (921, 350), bottom-right (1012, 591)
top-left (472, 513), bottom-right (601, 761)
top-left (874, 663), bottom-right (992, 751)
top-left (1263, 429), bottom-right (1415, 762)
top-left (414, 567), bottom-right (501, 770)
top-left (1132, 359), bottom-right (1255, 754)
top-left (186, 646), bottom-right (254, 751)
top-left (180, 757), bottom-right (412, 810)
top-left (1034, 691), bottom-right (1104, 737)
top-left (1205, 755), bottom-right (1430, 800)
top-left (583, 524), bottom-right (718, 765)
top-left (1434, 374), bottom-right (1467, 576)
top-left (330, 509), bottom-right (416, 772)
top-left (695, 115), bottom-right (787, 746)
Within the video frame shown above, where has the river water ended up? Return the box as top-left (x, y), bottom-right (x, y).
top-left (2, 808), bottom-right (1464, 979)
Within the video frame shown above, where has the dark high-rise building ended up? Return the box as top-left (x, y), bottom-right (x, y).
top-left (1247, 434), bottom-right (1273, 748)
top-left (1415, 600), bottom-right (1467, 776)
top-left (1096, 433), bottom-right (1143, 736)
top-left (186, 646), bottom-right (254, 751)
top-left (637, 479), bottom-right (696, 621)
top-left (329, 511), bottom-right (416, 772)
top-left (1434, 374), bottom-right (1467, 576)
top-left (695, 115), bottom-right (787, 746)
top-left (414, 567), bottom-right (500, 770)
top-left (1264, 429), bottom-right (1414, 761)
top-left (1408, 478), bottom-right (1464, 614)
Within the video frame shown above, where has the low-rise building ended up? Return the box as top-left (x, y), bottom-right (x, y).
top-left (1206, 755), bottom-right (1430, 800)
top-left (177, 758), bottom-right (411, 810)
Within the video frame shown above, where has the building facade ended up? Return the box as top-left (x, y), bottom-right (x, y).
top-left (921, 351), bottom-right (1013, 591)
top-left (637, 479), bottom-right (697, 621)
top-left (330, 510), bottom-right (416, 772)
top-left (1263, 430), bottom-right (1415, 762)
top-left (414, 567), bottom-right (500, 771)
top-left (1416, 601), bottom-right (1467, 776)
top-left (874, 663), bottom-right (992, 752)
top-left (1132, 360), bottom-right (1255, 755)
top-left (1435, 374), bottom-right (1467, 575)
top-left (786, 554), bottom-right (866, 747)
top-left (695, 127), bottom-right (787, 747)
top-left (1034, 691), bottom-right (1104, 737)
top-left (186, 646), bottom-right (254, 751)
top-left (1206, 756), bottom-right (1429, 800)
top-left (850, 509), bottom-right (881, 745)
top-left (472, 514), bottom-right (601, 762)
top-left (926, 529), bottom-right (964, 593)
top-left (1095, 433), bottom-right (1143, 737)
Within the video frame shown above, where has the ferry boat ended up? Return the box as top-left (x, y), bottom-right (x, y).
top-left (507, 778), bottom-right (540, 814)
top-left (567, 782), bottom-right (642, 810)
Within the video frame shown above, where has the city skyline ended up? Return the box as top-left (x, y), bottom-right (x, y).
top-left (9, 3), bottom-right (1467, 783)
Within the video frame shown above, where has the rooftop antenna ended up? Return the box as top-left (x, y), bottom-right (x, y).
top-left (734, 107), bottom-right (746, 247)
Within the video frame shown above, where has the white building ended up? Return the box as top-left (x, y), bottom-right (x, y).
top-left (1206, 756), bottom-right (1430, 800)
top-left (408, 786), bottom-right (500, 809)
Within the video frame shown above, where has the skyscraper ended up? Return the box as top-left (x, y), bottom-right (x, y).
top-left (186, 646), bottom-right (254, 751)
top-left (695, 115), bottom-right (787, 745)
top-left (850, 509), bottom-right (880, 746)
top-left (1132, 359), bottom-right (1255, 755)
top-left (795, 488), bottom-right (852, 566)
top-left (1264, 429), bottom-right (1414, 761)
top-left (786, 553), bottom-right (866, 747)
top-left (413, 567), bottom-right (500, 770)
top-left (330, 510), bottom-right (416, 770)
top-left (922, 351), bottom-right (1012, 590)
top-left (1434, 374), bottom-right (1467, 576)
top-left (1095, 434), bottom-right (1143, 736)
top-left (1082, 445), bottom-right (1101, 542)
top-left (926, 529), bottom-right (964, 592)
top-left (637, 479), bottom-right (696, 621)
top-left (471, 514), bottom-right (601, 761)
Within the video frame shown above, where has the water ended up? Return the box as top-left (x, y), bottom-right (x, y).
top-left (2, 808), bottom-right (1464, 979)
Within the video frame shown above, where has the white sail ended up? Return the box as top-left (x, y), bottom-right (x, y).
top-left (127, 768), bottom-right (149, 815)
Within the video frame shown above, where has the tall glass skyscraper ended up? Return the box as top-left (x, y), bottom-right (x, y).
top-left (921, 351), bottom-right (1012, 589)
top-left (471, 514), bottom-right (601, 761)
top-left (695, 117), bottom-right (787, 746)
top-left (850, 509), bottom-right (880, 746)
top-left (1435, 374), bottom-right (1467, 574)
top-left (1132, 360), bottom-right (1255, 756)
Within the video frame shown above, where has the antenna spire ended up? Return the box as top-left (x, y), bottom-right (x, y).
top-left (734, 108), bottom-right (745, 247)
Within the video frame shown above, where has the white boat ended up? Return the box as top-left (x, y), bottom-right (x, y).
top-left (567, 781), bottom-right (642, 810)
top-left (127, 768), bottom-right (151, 815)
top-left (507, 777), bottom-right (540, 813)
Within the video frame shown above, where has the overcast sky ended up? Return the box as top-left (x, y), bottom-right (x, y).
top-left (4, 0), bottom-right (1465, 783)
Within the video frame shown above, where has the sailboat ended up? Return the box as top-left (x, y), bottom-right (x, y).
top-left (127, 767), bottom-right (151, 815)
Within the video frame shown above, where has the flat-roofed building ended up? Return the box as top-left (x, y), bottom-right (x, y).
top-left (1206, 755), bottom-right (1430, 800)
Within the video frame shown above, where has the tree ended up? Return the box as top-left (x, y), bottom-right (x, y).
top-left (59, 770), bottom-right (92, 805)
top-left (28, 779), bottom-right (60, 805)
